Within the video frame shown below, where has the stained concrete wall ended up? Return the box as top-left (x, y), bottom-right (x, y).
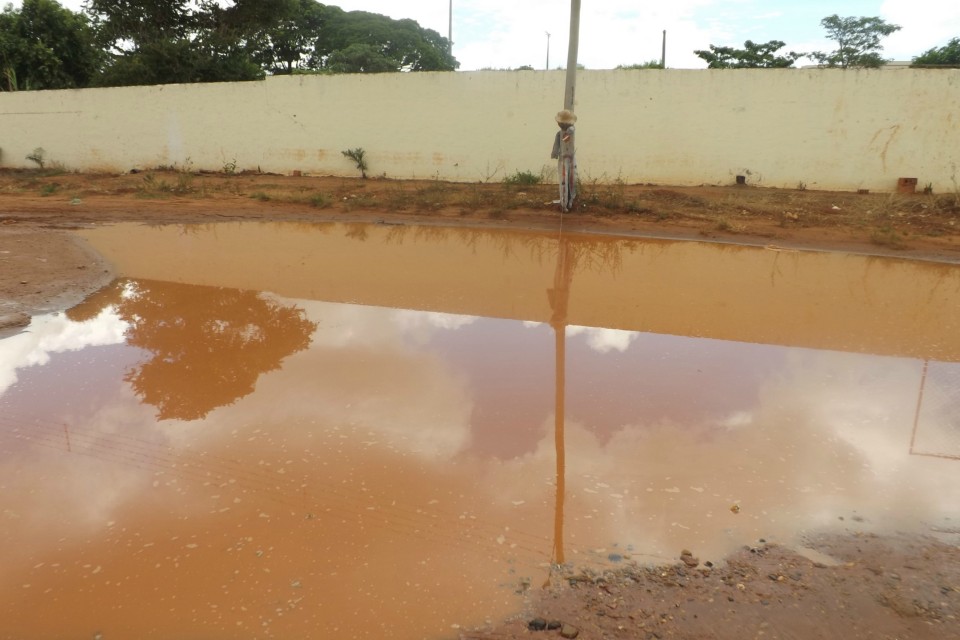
top-left (1, 69), bottom-right (958, 192)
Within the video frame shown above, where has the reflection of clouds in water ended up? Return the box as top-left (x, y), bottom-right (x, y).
top-left (1, 391), bottom-right (161, 535)
top-left (524, 322), bottom-right (639, 354)
top-left (911, 362), bottom-right (960, 459)
top-left (481, 348), bottom-right (960, 559)
top-left (298, 301), bottom-right (476, 348)
top-left (395, 309), bottom-right (477, 331)
top-left (0, 308), bottom-right (128, 394)
top-left (568, 325), bottom-right (639, 353)
top-left (393, 309), bottom-right (477, 343)
top-left (199, 300), bottom-right (476, 458)
top-left (9, 294), bottom-right (959, 566)
top-left (777, 350), bottom-right (960, 520)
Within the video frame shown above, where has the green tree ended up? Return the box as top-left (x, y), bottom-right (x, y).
top-left (812, 15), bottom-right (901, 68)
top-left (248, 0), bottom-right (328, 74)
top-left (694, 40), bottom-right (805, 68)
top-left (912, 37), bottom-right (960, 67)
top-left (0, 0), bottom-right (102, 91)
top-left (312, 8), bottom-right (457, 73)
top-left (616, 60), bottom-right (663, 70)
top-left (325, 42), bottom-right (397, 73)
top-left (87, 0), bottom-right (295, 86)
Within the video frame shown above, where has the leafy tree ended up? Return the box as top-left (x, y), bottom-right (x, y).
top-left (325, 42), bottom-right (397, 73)
top-left (312, 7), bottom-right (457, 73)
top-left (87, 0), bottom-right (296, 86)
top-left (912, 37), bottom-right (960, 67)
top-left (0, 0), bottom-right (102, 91)
top-left (616, 60), bottom-right (663, 69)
top-left (694, 40), bottom-right (804, 68)
top-left (248, 0), bottom-right (328, 74)
top-left (812, 15), bottom-right (901, 68)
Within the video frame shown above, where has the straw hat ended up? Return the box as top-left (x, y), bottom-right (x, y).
top-left (555, 109), bottom-right (577, 125)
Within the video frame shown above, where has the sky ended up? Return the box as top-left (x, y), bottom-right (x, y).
top-left (11, 1), bottom-right (960, 69)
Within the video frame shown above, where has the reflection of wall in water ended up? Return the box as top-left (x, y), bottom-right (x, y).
top-left (79, 223), bottom-right (960, 363)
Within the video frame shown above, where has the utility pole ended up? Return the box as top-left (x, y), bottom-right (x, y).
top-left (448, 0), bottom-right (453, 56)
top-left (546, 31), bottom-right (551, 70)
top-left (563, 0), bottom-right (581, 110)
top-left (661, 29), bottom-right (667, 68)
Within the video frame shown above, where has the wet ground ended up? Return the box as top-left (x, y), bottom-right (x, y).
top-left (1, 221), bottom-right (959, 639)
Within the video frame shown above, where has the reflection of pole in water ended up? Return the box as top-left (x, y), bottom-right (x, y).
top-left (553, 323), bottom-right (566, 565)
top-left (548, 238), bottom-right (575, 567)
top-left (63, 422), bottom-right (71, 453)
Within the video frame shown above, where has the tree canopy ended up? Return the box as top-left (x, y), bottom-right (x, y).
top-left (0, 0), bottom-right (456, 90)
top-left (694, 40), bottom-right (805, 68)
top-left (912, 37), bottom-right (960, 67)
top-left (811, 15), bottom-right (901, 68)
top-left (616, 60), bottom-right (663, 70)
top-left (0, 0), bottom-right (102, 90)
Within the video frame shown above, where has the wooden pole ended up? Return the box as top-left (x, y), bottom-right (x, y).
top-left (546, 31), bottom-right (551, 70)
top-left (563, 0), bottom-right (581, 110)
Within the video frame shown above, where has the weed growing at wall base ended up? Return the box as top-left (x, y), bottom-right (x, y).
top-left (25, 147), bottom-right (45, 169)
top-left (503, 170), bottom-right (543, 186)
top-left (342, 148), bottom-right (368, 179)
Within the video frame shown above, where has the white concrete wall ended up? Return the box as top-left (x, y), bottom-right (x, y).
top-left (1, 69), bottom-right (958, 192)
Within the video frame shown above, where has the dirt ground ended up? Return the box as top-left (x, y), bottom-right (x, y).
top-left (1, 169), bottom-right (959, 638)
top-left (462, 532), bottom-right (960, 640)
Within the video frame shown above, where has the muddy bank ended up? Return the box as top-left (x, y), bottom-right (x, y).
top-left (0, 227), bottom-right (113, 331)
top-left (462, 533), bottom-right (960, 640)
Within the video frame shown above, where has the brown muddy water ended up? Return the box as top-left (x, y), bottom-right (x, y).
top-left (2, 222), bottom-right (959, 639)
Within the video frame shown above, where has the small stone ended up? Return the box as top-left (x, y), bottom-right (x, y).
top-left (680, 550), bottom-right (699, 568)
top-left (527, 618), bottom-right (547, 631)
top-left (547, 620), bottom-right (562, 630)
top-left (560, 624), bottom-right (580, 639)
top-left (730, 504), bottom-right (741, 514)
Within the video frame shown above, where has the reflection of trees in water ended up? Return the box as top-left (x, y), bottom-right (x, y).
top-left (68, 279), bottom-right (317, 421)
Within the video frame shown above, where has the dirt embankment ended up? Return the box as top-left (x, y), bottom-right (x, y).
top-left (461, 533), bottom-right (960, 640)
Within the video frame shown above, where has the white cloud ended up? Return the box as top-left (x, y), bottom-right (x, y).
top-left (881, 0), bottom-right (960, 59)
top-left (0, 310), bottom-right (128, 395)
top-left (567, 325), bottom-right (638, 353)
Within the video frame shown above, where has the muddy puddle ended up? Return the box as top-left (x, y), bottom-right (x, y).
top-left (2, 222), bottom-right (959, 639)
